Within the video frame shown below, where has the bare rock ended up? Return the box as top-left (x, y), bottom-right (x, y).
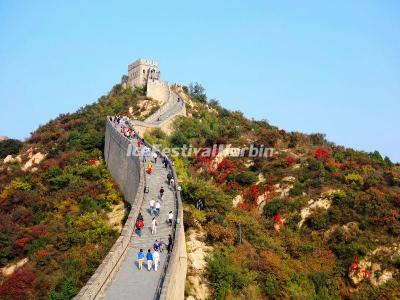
top-left (0, 258), bottom-right (29, 277)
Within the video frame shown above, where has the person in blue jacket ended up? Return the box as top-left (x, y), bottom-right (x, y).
top-left (137, 249), bottom-right (144, 270)
top-left (146, 249), bottom-right (153, 271)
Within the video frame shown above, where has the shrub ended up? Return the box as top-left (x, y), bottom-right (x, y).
top-left (265, 275), bottom-right (280, 298)
top-left (345, 173), bottom-right (364, 187)
top-left (227, 171), bottom-right (258, 186)
top-left (264, 199), bottom-right (284, 218)
top-left (49, 277), bottom-right (79, 300)
top-left (206, 251), bottom-right (251, 299)
top-left (315, 148), bottom-right (330, 160)
top-left (0, 269), bottom-right (36, 299)
top-left (310, 133), bottom-right (326, 145)
top-left (79, 195), bottom-right (106, 215)
top-left (0, 139), bottom-right (23, 159)
top-left (181, 179), bottom-right (232, 216)
top-left (11, 178), bottom-right (32, 191)
top-left (306, 209), bottom-right (330, 230)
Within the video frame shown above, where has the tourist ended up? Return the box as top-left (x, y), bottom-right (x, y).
top-left (152, 152), bottom-right (158, 163)
top-left (149, 199), bottom-right (155, 216)
top-left (151, 217), bottom-right (157, 235)
top-left (137, 212), bottom-right (144, 221)
top-left (135, 218), bottom-right (144, 237)
top-left (163, 156), bottom-right (169, 169)
top-left (137, 139), bottom-right (142, 148)
top-left (158, 240), bottom-right (166, 252)
top-left (159, 186), bottom-right (164, 200)
top-left (142, 147), bottom-right (148, 162)
top-left (153, 240), bottom-right (159, 251)
top-left (168, 211), bottom-right (173, 226)
top-left (146, 249), bottom-right (153, 271)
top-left (167, 234), bottom-right (173, 252)
top-left (153, 249), bottom-right (160, 271)
top-left (167, 172), bottom-right (172, 184)
top-left (137, 249), bottom-right (144, 270)
top-left (147, 162), bottom-right (153, 174)
top-left (155, 200), bottom-right (161, 216)
top-left (170, 178), bottom-right (175, 190)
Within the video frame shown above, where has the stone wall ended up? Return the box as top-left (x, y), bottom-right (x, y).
top-left (130, 90), bottom-right (186, 136)
top-left (74, 120), bottom-right (145, 300)
top-left (147, 80), bottom-right (170, 104)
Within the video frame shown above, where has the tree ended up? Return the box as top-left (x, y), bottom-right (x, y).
top-left (189, 82), bottom-right (207, 103)
top-left (121, 75), bottom-right (128, 83)
top-left (0, 139), bottom-right (23, 159)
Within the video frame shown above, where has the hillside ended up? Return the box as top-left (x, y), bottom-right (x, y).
top-left (145, 85), bottom-right (400, 299)
top-left (1, 82), bottom-right (400, 300)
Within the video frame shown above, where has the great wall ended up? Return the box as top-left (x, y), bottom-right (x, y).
top-left (74, 59), bottom-right (187, 300)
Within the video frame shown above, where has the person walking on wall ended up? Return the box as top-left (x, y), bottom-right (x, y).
top-left (153, 249), bottom-right (160, 271)
top-left (159, 186), bottom-right (165, 200)
top-left (146, 249), bottom-right (153, 271)
top-left (137, 249), bottom-right (144, 270)
top-left (147, 162), bottom-right (153, 174)
top-left (168, 211), bottom-right (173, 226)
top-left (163, 156), bottom-right (169, 169)
top-left (155, 200), bottom-right (161, 216)
top-left (152, 151), bottom-right (158, 164)
top-left (167, 234), bottom-right (173, 252)
top-left (149, 199), bottom-right (155, 216)
top-left (151, 217), bottom-right (157, 235)
top-left (153, 240), bottom-right (160, 251)
top-left (167, 172), bottom-right (172, 185)
top-left (135, 218), bottom-right (144, 237)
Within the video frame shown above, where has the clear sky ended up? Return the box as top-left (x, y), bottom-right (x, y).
top-left (0, 1), bottom-right (399, 161)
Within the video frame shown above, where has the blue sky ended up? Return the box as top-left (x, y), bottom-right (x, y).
top-left (0, 0), bottom-right (399, 161)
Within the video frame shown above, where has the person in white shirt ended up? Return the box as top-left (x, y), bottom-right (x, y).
top-left (151, 217), bottom-right (157, 235)
top-left (152, 152), bottom-right (158, 164)
top-left (153, 249), bottom-right (160, 271)
top-left (168, 211), bottom-right (173, 226)
top-left (149, 199), bottom-right (155, 216)
top-left (155, 200), bottom-right (161, 216)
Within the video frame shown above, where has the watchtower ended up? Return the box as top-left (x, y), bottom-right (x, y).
top-left (127, 59), bottom-right (160, 88)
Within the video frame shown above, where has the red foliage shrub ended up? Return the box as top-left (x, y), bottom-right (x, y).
top-left (244, 185), bottom-right (260, 203)
top-left (36, 250), bottom-right (49, 258)
top-left (273, 213), bottom-right (283, 225)
top-left (315, 148), bottom-right (330, 160)
top-left (14, 237), bottom-right (31, 249)
top-left (215, 159), bottom-right (236, 182)
top-left (331, 172), bottom-right (341, 178)
top-left (284, 156), bottom-right (296, 166)
top-left (60, 118), bottom-right (83, 130)
top-left (31, 225), bottom-right (49, 238)
top-left (349, 257), bottom-right (359, 272)
top-left (237, 202), bottom-right (256, 211)
top-left (0, 269), bottom-right (36, 299)
top-left (217, 159), bottom-right (235, 172)
top-left (41, 158), bottom-right (59, 171)
top-left (88, 159), bottom-right (100, 165)
top-left (208, 222), bottom-right (236, 244)
top-left (196, 147), bottom-right (218, 163)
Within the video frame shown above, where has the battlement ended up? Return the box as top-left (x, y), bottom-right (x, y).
top-left (127, 58), bottom-right (161, 89)
top-left (128, 59), bottom-right (158, 71)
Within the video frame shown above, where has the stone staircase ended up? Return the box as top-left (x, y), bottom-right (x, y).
top-left (102, 155), bottom-right (177, 300)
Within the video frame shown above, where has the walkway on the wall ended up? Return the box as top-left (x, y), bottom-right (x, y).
top-left (102, 156), bottom-right (176, 300)
top-left (100, 90), bottom-right (185, 300)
